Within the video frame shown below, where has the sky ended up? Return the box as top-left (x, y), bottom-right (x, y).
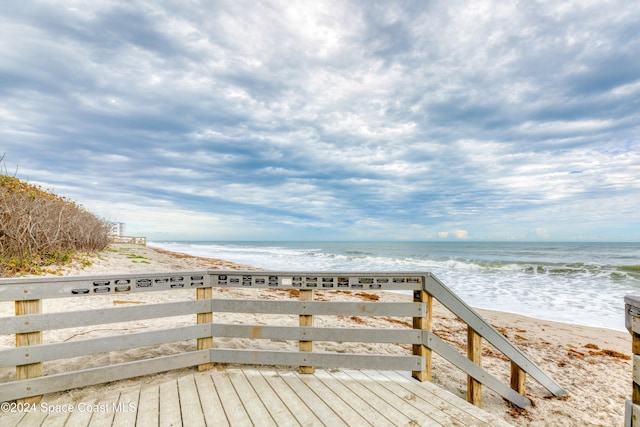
top-left (1, 1), bottom-right (639, 242)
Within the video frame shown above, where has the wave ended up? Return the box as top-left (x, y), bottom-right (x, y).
top-left (147, 241), bottom-right (640, 330)
top-left (152, 241), bottom-right (640, 282)
top-left (344, 250), bottom-right (375, 256)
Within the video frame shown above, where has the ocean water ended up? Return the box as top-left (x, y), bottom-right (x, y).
top-left (149, 241), bottom-right (640, 331)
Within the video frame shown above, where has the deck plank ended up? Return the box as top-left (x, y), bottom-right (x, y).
top-left (313, 370), bottom-right (395, 427)
top-left (226, 369), bottom-right (277, 426)
top-left (326, 369), bottom-right (414, 425)
top-left (279, 370), bottom-right (350, 427)
top-left (360, 370), bottom-right (465, 426)
top-left (211, 368), bottom-right (252, 426)
top-left (87, 393), bottom-right (119, 427)
top-left (260, 369), bottom-right (324, 426)
top-left (242, 370), bottom-right (300, 426)
top-left (293, 370), bottom-right (373, 426)
top-left (4, 411), bottom-right (25, 427)
top-left (136, 385), bottom-right (159, 427)
top-left (175, 375), bottom-right (206, 427)
top-left (112, 389), bottom-right (140, 427)
top-left (381, 370), bottom-right (513, 426)
top-left (177, 375), bottom-right (206, 427)
top-left (64, 398), bottom-right (94, 427)
top-left (38, 405), bottom-right (71, 427)
top-left (193, 372), bottom-right (229, 426)
top-left (15, 409), bottom-right (45, 427)
top-left (342, 369), bottom-right (444, 426)
top-left (159, 380), bottom-right (181, 427)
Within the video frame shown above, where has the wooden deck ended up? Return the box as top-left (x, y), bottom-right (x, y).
top-left (3, 368), bottom-right (513, 427)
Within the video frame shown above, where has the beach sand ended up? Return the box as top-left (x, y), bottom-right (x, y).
top-left (0, 243), bottom-right (632, 426)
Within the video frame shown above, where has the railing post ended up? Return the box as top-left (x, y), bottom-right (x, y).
top-left (412, 289), bottom-right (432, 381)
top-left (625, 296), bottom-right (640, 426)
top-left (15, 299), bottom-right (43, 404)
top-left (467, 326), bottom-right (482, 407)
top-left (510, 361), bottom-right (526, 396)
top-left (299, 289), bottom-right (314, 374)
top-left (197, 287), bottom-right (214, 371)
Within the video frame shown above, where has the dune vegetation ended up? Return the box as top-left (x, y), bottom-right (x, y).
top-left (0, 156), bottom-right (111, 276)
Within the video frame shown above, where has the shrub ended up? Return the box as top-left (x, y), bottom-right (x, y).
top-left (0, 156), bottom-right (111, 276)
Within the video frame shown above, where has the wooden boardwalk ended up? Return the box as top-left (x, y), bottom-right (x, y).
top-left (3, 369), bottom-right (513, 427)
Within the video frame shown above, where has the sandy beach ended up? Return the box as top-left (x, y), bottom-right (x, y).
top-left (0, 243), bottom-right (632, 426)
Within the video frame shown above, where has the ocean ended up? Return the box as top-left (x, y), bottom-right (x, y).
top-left (149, 241), bottom-right (640, 331)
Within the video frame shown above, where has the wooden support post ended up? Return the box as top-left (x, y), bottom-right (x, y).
top-left (196, 287), bottom-right (214, 371)
top-left (412, 290), bottom-right (432, 382)
top-left (510, 361), bottom-right (526, 396)
top-left (299, 289), bottom-right (314, 374)
top-left (15, 299), bottom-right (43, 404)
top-left (632, 318), bottom-right (640, 422)
top-left (467, 326), bottom-right (482, 407)
top-left (626, 297), bottom-right (640, 426)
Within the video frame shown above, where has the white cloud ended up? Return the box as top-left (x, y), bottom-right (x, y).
top-left (1, 1), bottom-right (639, 241)
top-left (454, 229), bottom-right (469, 239)
top-left (536, 227), bottom-right (550, 239)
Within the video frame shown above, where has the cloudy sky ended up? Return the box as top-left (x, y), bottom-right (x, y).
top-left (1, 1), bottom-right (639, 241)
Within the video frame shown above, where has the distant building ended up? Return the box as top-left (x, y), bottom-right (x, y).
top-left (110, 222), bottom-right (126, 236)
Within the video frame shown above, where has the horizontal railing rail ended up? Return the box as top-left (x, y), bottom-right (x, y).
top-left (0, 271), bottom-right (566, 409)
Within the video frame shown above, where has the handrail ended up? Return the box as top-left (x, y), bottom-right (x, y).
top-left (425, 274), bottom-right (567, 396)
top-left (0, 270), bottom-right (566, 408)
top-left (624, 295), bottom-right (640, 427)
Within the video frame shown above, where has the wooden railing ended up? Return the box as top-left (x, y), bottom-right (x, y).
top-left (0, 271), bottom-right (566, 408)
top-left (625, 295), bottom-right (640, 426)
